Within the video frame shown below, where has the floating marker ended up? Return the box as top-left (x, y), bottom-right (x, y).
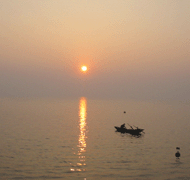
top-left (175, 151), bottom-right (180, 158)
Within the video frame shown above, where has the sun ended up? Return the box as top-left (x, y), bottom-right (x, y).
top-left (81, 65), bottom-right (87, 72)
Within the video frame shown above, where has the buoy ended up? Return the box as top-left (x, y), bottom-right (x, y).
top-left (175, 151), bottom-right (180, 158)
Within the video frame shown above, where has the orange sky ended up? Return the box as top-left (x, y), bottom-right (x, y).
top-left (0, 0), bottom-right (190, 100)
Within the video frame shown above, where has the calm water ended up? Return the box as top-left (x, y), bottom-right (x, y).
top-left (0, 97), bottom-right (190, 180)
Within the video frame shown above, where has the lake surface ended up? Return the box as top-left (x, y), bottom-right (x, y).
top-left (0, 97), bottom-right (190, 180)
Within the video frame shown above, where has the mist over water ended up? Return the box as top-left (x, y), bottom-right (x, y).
top-left (1, 1), bottom-right (190, 102)
top-left (0, 97), bottom-right (190, 179)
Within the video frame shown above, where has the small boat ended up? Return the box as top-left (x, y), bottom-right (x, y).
top-left (114, 123), bottom-right (144, 135)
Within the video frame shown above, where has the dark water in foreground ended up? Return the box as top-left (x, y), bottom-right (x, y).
top-left (0, 97), bottom-right (190, 180)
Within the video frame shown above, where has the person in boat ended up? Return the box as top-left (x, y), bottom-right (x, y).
top-left (120, 123), bottom-right (126, 129)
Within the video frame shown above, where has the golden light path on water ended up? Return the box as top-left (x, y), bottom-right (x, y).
top-left (70, 97), bottom-right (87, 173)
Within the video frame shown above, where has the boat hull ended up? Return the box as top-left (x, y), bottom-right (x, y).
top-left (114, 126), bottom-right (144, 135)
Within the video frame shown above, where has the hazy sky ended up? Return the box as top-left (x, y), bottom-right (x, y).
top-left (1, 0), bottom-right (190, 100)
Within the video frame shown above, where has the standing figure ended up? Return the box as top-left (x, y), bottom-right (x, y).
top-left (120, 123), bottom-right (126, 129)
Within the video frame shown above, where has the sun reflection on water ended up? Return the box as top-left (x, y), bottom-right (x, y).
top-left (70, 97), bottom-right (87, 173)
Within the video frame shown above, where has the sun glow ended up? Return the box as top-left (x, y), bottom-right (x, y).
top-left (81, 65), bottom-right (87, 72)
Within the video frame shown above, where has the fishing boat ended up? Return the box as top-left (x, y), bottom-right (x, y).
top-left (114, 123), bottom-right (144, 135)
